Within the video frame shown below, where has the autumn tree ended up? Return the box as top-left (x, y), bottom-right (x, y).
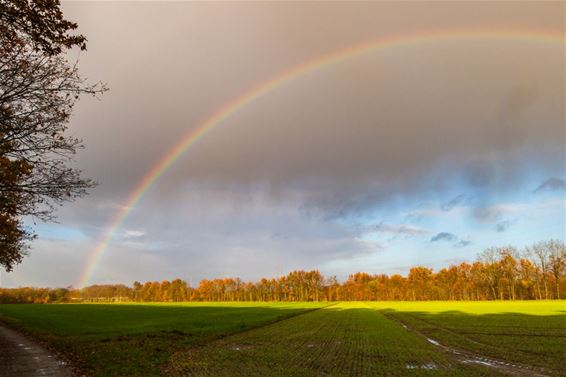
top-left (498, 247), bottom-right (519, 300)
top-left (408, 267), bottom-right (433, 300)
top-left (324, 275), bottom-right (340, 301)
top-left (0, 0), bottom-right (87, 55)
top-left (2, 239), bottom-right (563, 303)
top-left (517, 258), bottom-right (538, 299)
top-left (0, 0), bottom-right (105, 270)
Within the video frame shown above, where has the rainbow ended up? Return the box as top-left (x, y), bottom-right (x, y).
top-left (76, 29), bottom-right (564, 288)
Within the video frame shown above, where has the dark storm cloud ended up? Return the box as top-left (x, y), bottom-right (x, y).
top-left (57, 1), bottom-right (564, 220)
top-left (8, 1), bottom-right (562, 287)
top-left (534, 177), bottom-right (566, 193)
top-left (176, 41), bottom-right (563, 219)
top-left (431, 232), bottom-right (457, 242)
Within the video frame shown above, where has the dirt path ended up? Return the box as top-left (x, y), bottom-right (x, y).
top-left (0, 324), bottom-right (74, 377)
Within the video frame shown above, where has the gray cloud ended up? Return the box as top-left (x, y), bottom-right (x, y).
top-left (8, 2), bottom-right (562, 286)
top-left (498, 86), bottom-right (537, 123)
top-left (472, 206), bottom-right (502, 223)
top-left (431, 232), bottom-right (457, 242)
top-left (373, 222), bottom-right (428, 237)
top-left (10, 193), bottom-right (379, 287)
top-left (495, 219), bottom-right (516, 233)
top-left (59, 1), bottom-right (564, 220)
top-left (441, 194), bottom-right (466, 211)
top-left (463, 161), bottom-right (496, 189)
top-left (454, 240), bottom-right (472, 248)
top-left (496, 85), bottom-right (538, 148)
top-left (534, 177), bottom-right (565, 193)
top-left (430, 233), bottom-right (471, 248)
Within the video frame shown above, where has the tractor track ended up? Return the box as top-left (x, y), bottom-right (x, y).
top-left (384, 312), bottom-right (555, 377)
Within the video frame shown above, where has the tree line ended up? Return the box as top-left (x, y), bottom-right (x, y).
top-left (1, 240), bottom-right (564, 304)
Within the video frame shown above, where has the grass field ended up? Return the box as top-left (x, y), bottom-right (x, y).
top-left (0, 302), bottom-right (325, 376)
top-left (167, 302), bottom-right (495, 376)
top-left (0, 301), bottom-right (564, 376)
top-left (371, 301), bottom-right (566, 373)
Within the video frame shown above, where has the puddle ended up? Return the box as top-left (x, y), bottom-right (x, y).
top-left (422, 363), bottom-right (438, 370)
top-left (425, 337), bottom-right (500, 369)
top-left (229, 344), bottom-right (252, 351)
top-left (406, 362), bottom-right (438, 370)
top-left (423, 335), bottom-right (548, 376)
top-left (463, 359), bottom-right (498, 367)
top-left (394, 319), bottom-right (551, 377)
top-left (426, 337), bottom-right (440, 346)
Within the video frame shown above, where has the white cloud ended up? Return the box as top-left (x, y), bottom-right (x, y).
top-left (123, 230), bottom-right (146, 238)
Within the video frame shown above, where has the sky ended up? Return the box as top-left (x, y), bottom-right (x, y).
top-left (2, 1), bottom-right (564, 288)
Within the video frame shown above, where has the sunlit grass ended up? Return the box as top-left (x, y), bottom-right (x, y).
top-left (367, 300), bottom-right (565, 315)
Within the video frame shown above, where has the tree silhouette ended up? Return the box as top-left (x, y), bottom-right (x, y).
top-left (0, 0), bottom-right (105, 270)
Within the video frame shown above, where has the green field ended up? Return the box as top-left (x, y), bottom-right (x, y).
top-left (0, 301), bottom-right (564, 376)
top-left (371, 301), bottom-right (566, 373)
top-left (0, 302), bottom-right (324, 376)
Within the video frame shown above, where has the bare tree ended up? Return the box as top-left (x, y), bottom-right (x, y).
top-left (526, 241), bottom-right (552, 299)
top-left (546, 240), bottom-right (566, 299)
top-left (478, 247), bottom-right (501, 300)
